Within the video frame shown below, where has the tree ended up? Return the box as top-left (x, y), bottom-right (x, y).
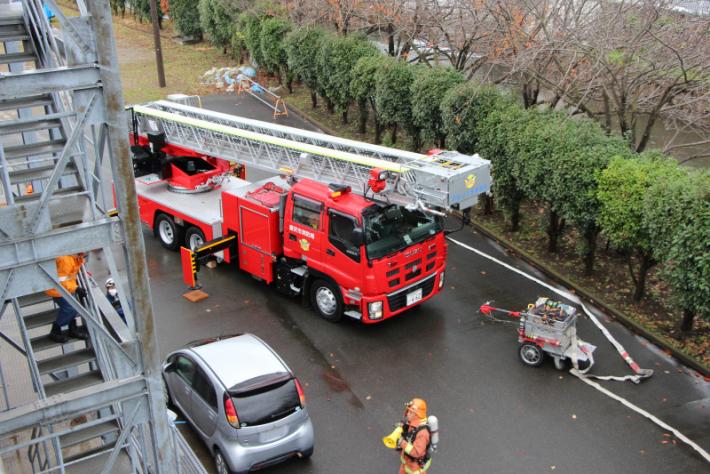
top-left (375, 57), bottom-right (416, 145)
top-left (285, 27), bottom-right (327, 109)
top-left (199, 0), bottom-right (234, 53)
top-left (351, 54), bottom-right (389, 141)
top-left (239, 11), bottom-right (266, 66)
top-left (553, 132), bottom-right (631, 275)
top-left (315, 34), bottom-right (379, 124)
top-left (508, 110), bottom-right (569, 253)
top-left (260, 18), bottom-right (292, 89)
top-left (644, 170), bottom-right (710, 332)
top-left (473, 97), bottom-right (528, 230)
top-left (170, 0), bottom-right (202, 40)
top-left (597, 152), bottom-right (684, 301)
top-left (314, 32), bottom-right (338, 113)
top-left (411, 66), bottom-right (464, 148)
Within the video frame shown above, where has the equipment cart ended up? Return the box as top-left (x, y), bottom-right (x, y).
top-left (480, 297), bottom-right (596, 370)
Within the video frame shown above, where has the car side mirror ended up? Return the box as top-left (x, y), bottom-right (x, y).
top-left (164, 361), bottom-right (176, 373)
top-left (351, 227), bottom-right (364, 247)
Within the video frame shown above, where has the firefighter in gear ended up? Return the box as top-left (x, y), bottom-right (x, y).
top-left (45, 254), bottom-right (88, 343)
top-left (396, 398), bottom-right (432, 474)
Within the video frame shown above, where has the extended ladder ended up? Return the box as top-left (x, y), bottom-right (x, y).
top-left (131, 100), bottom-right (492, 210)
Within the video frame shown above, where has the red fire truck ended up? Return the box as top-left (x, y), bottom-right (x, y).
top-left (128, 101), bottom-right (491, 323)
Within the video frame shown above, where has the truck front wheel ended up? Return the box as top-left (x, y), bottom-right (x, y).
top-left (155, 214), bottom-right (183, 251)
top-left (310, 279), bottom-right (343, 322)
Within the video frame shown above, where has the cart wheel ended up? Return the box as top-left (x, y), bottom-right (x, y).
top-left (553, 357), bottom-right (567, 371)
top-left (519, 343), bottom-right (544, 367)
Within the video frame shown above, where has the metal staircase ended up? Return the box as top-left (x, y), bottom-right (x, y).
top-left (0, 1), bottom-right (194, 473)
top-left (133, 100), bottom-right (492, 211)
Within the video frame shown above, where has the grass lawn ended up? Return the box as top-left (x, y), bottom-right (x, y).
top-left (58, 1), bottom-right (238, 104)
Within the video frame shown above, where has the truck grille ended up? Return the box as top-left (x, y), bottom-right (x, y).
top-left (386, 275), bottom-right (436, 312)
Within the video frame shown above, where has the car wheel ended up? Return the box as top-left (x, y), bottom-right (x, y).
top-left (310, 279), bottom-right (343, 322)
top-left (185, 226), bottom-right (206, 251)
top-left (519, 342), bottom-right (544, 367)
top-left (214, 448), bottom-right (233, 474)
top-left (154, 214), bottom-right (183, 251)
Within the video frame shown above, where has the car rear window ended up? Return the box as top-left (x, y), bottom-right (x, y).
top-left (229, 374), bottom-right (300, 427)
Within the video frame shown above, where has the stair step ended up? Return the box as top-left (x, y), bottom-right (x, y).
top-left (38, 348), bottom-right (96, 375)
top-left (0, 117), bottom-right (62, 136)
top-left (23, 308), bottom-right (57, 330)
top-left (60, 419), bottom-right (119, 449)
top-left (0, 95), bottom-right (52, 112)
top-left (14, 185), bottom-right (86, 204)
top-left (0, 51), bottom-right (35, 65)
top-left (44, 370), bottom-right (103, 398)
top-left (4, 139), bottom-right (66, 160)
top-left (64, 445), bottom-right (133, 474)
top-left (0, 25), bottom-right (29, 42)
top-left (30, 333), bottom-right (86, 353)
top-left (17, 292), bottom-right (53, 307)
top-left (9, 163), bottom-right (78, 185)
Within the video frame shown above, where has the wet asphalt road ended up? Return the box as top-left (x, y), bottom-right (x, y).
top-left (144, 95), bottom-right (709, 473)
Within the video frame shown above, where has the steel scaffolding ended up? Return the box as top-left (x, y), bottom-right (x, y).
top-left (0, 1), bottom-right (199, 472)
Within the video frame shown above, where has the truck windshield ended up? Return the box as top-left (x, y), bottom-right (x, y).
top-left (363, 205), bottom-right (442, 260)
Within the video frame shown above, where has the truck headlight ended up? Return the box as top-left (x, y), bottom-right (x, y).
top-left (368, 301), bottom-right (383, 320)
top-left (438, 271), bottom-right (445, 289)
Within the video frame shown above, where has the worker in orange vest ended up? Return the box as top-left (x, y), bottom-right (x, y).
top-left (397, 398), bottom-right (432, 474)
top-left (45, 253), bottom-right (88, 343)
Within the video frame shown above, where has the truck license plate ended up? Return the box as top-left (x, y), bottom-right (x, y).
top-left (406, 288), bottom-right (423, 306)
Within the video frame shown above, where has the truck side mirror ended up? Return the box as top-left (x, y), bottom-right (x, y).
top-left (351, 227), bottom-right (364, 247)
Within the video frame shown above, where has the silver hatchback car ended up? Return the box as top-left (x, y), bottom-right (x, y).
top-left (163, 334), bottom-right (314, 473)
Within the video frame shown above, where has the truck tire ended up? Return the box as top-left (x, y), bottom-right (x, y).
top-left (154, 214), bottom-right (183, 251)
top-left (310, 279), bottom-right (343, 322)
top-left (185, 226), bottom-right (205, 251)
top-left (519, 342), bottom-right (544, 367)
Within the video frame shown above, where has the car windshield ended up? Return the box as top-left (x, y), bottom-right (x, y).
top-left (363, 205), bottom-right (442, 260)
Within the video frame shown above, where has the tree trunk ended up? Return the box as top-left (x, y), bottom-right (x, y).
top-left (438, 134), bottom-right (446, 148)
top-left (325, 97), bottom-right (334, 114)
top-left (631, 251), bottom-right (654, 302)
top-left (582, 226), bottom-right (599, 276)
top-left (341, 109), bottom-right (348, 124)
top-left (481, 195), bottom-right (493, 215)
top-left (357, 99), bottom-right (368, 134)
top-left (390, 124), bottom-right (398, 144)
top-left (411, 128), bottom-right (422, 151)
top-left (602, 92), bottom-right (612, 135)
top-left (310, 91), bottom-right (318, 109)
top-left (374, 119), bottom-right (383, 144)
top-left (546, 209), bottom-right (563, 253)
top-left (510, 204), bottom-right (521, 232)
top-left (680, 308), bottom-right (695, 333)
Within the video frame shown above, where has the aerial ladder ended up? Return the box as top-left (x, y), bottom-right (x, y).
top-left (130, 100), bottom-right (492, 213)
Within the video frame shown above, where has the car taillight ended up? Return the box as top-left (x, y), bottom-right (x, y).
top-left (223, 393), bottom-right (240, 428)
top-left (294, 378), bottom-right (306, 407)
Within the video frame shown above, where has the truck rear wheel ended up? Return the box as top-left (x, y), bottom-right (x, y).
top-left (155, 214), bottom-right (183, 251)
top-left (310, 279), bottom-right (343, 322)
top-left (185, 226), bottom-right (205, 251)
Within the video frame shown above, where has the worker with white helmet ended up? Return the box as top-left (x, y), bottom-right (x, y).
top-left (105, 278), bottom-right (125, 323)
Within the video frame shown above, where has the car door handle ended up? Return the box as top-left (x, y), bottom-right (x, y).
top-left (289, 234), bottom-right (297, 241)
top-left (326, 248), bottom-right (335, 256)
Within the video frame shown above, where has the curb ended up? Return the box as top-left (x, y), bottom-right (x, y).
top-left (284, 100), bottom-right (339, 137)
top-left (469, 219), bottom-right (709, 378)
